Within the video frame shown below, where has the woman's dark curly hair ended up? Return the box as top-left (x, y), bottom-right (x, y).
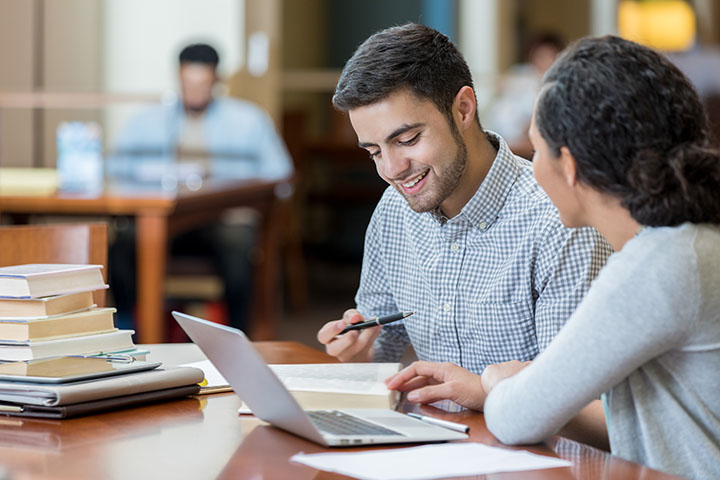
top-left (535, 35), bottom-right (720, 226)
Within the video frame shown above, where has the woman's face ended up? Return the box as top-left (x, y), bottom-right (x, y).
top-left (529, 108), bottom-right (586, 228)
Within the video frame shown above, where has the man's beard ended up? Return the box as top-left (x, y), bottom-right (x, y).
top-left (400, 123), bottom-right (468, 213)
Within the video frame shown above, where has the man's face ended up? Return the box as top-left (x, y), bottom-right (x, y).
top-left (179, 63), bottom-right (217, 113)
top-left (349, 90), bottom-right (467, 213)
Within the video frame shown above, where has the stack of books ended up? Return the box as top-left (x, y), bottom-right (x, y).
top-left (0, 264), bottom-right (140, 361)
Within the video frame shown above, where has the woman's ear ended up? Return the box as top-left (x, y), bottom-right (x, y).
top-left (453, 86), bottom-right (477, 131)
top-left (559, 146), bottom-right (578, 187)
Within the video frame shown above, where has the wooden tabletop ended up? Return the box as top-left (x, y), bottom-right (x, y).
top-left (0, 342), bottom-right (682, 479)
top-left (0, 178), bottom-right (278, 220)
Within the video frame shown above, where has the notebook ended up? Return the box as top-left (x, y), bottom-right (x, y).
top-left (0, 384), bottom-right (200, 419)
top-left (173, 311), bottom-right (468, 447)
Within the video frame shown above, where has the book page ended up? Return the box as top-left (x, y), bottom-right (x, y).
top-left (270, 363), bottom-right (401, 395)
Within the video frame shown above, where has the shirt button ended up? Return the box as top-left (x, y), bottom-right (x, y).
top-left (450, 243), bottom-right (459, 251)
top-left (479, 221), bottom-right (487, 230)
top-left (443, 303), bottom-right (451, 312)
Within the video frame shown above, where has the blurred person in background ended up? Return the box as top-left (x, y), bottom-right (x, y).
top-left (107, 43), bottom-right (293, 332)
top-left (486, 33), bottom-right (565, 159)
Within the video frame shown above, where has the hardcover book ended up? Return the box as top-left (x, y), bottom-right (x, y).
top-left (0, 264), bottom-right (107, 299)
top-left (0, 330), bottom-right (135, 362)
top-left (0, 308), bottom-right (116, 343)
top-left (0, 291), bottom-right (95, 319)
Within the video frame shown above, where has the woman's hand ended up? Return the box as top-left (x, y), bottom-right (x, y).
top-left (385, 361), bottom-right (487, 411)
top-left (480, 360), bottom-right (531, 394)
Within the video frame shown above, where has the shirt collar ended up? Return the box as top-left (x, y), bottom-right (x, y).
top-left (435, 131), bottom-right (520, 230)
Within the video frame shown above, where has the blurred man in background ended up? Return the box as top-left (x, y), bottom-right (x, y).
top-left (486, 33), bottom-right (565, 159)
top-left (108, 43), bottom-right (293, 333)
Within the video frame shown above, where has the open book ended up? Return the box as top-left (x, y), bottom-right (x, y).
top-left (182, 360), bottom-right (402, 411)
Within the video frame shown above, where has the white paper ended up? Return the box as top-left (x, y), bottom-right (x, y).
top-left (181, 360), bottom-right (229, 388)
top-left (290, 442), bottom-right (572, 480)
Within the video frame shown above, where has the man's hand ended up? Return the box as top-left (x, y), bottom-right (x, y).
top-left (480, 360), bottom-right (530, 394)
top-left (316, 309), bottom-right (380, 363)
top-left (385, 361), bottom-right (487, 411)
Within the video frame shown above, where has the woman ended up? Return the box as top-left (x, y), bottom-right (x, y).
top-left (386, 35), bottom-right (720, 479)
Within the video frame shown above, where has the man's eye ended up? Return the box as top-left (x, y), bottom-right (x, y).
top-left (368, 151), bottom-right (380, 160)
top-left (399, 133), bottom-right (420, 146)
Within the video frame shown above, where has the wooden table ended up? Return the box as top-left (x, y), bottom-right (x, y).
top-left (0, 179), bottom-right (284, 343)
top-left (0, 342), bottom-right (683, 479)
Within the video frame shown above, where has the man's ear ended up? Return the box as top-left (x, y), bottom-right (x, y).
top-left (453, 86), bottom-right (477, 131)
top-left (559, 146), bottom-right (578, 187)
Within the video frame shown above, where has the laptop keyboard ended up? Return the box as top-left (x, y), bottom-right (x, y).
top-left (307, 410), bottom-right (404, 437)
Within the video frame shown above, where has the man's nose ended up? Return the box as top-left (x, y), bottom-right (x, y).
top-left (383, 151), bottom-right (411, 180)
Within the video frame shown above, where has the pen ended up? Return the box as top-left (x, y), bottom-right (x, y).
top-left (407, 412), bottom-right (470, 433)
top-left (339, 311), bottom-right (414, 335)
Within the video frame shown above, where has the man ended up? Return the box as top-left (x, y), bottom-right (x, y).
top-left (317, 24), bottom-right (611, 374)
top-left (108, 43), bottom-right (292, 332)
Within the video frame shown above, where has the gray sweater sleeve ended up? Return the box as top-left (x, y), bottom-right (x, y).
top-left (483, 228), bottom-right (699, 445)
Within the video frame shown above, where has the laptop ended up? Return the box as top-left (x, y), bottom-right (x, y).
top-left (173, 311), bottom-right (468, 447)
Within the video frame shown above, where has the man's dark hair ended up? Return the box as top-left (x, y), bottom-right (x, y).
top-left (535, 35), bottom-right (720, 226)
top-left (179, 43), bottom-right (219, 67)
top-left (333, 23), bottom-right (479, 126)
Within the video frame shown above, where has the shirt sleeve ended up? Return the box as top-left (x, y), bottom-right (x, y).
top-left (532, 216), bottom-right (613, 352)
top-left (484, 240), bottom-right (696, 445)
top-left (354, 198), bottom-right (411, 362)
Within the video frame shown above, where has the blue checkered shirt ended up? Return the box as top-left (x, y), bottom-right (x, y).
top-left (357, 133), bottom-right (612, 374)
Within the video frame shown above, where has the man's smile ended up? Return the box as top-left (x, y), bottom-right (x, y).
top-left (399, 169), bottom-right (430, 193)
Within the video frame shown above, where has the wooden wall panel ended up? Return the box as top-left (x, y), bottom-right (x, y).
top-left (0, 0), bottom-right (36, 167)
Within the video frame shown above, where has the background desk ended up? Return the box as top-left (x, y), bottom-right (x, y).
top-left (0, 179), bottom-right (283, 343)
top-left (0, 342), bottom-right (682, 479)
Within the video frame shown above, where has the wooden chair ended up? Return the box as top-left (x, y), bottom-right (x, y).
top-left (281, 111), bottom-right (309, 312)
top-left (0, 223), bottom-right (108, 307)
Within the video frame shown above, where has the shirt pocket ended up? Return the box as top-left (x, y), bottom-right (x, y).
top-left (464, 301), bottom-right (538, 365)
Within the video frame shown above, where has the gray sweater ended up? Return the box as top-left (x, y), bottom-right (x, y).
top-left (484, 223), bottom-right (720, 480)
